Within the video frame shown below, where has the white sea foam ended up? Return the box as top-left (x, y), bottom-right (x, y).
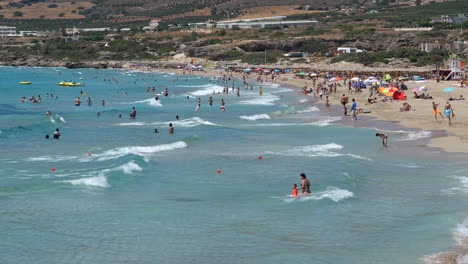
top-left (95, 141), bottom-right (188, 161)
top-left (239, 114), bottom-right (271, 121)
top-left (116, 117), bottom-right (217, 128)
top-left (64, 173), bottom-right (110, 188)
top-left (116, 122), bottom-right (147, 126)
top-left (29, 142), bottom-right (187, 163)
top-left (49, 114), bottom-right (67, 124)
top-left (443, 176), bottom-right (468, 195)
top-left (189, 84), bottom-right (224, 96)
top-left (297, 106), bottom-right (320, 113)
top-left (299, 98), bottom-right (308, 103)
top-left (240, 94), bottom-right (280, 106)
top-left (131, 98), bottom-right (163, 107)
top-left (265, 143), bottom-right (371, 161)
top-left (116, 161), bottom-right (143, 174)
top-left (422, 218), bottom-right (468, 264)
top-left (399, 131), bottom-right (432, 141)
top-left (281, 187), bottom-right (354, 203)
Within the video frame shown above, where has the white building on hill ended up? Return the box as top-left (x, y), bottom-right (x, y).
top-left (0, 26), bottom-right (17, 37)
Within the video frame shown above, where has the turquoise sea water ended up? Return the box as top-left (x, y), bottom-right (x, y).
top-left (1, 66), bottom-right (468, 263)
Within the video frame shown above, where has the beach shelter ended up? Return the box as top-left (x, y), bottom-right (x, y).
top-left (329, 77), bottom-right (344, 82)
top-left (413, 75), bottom-right (425, 81)
top-left (274, 69), bottom-right (281, 72)
top-left (383, 74), bottom-right (392, 82)
top-left (413, 86), bottom-right (429, 94)
top-left (298, 72), bottom-right (307, 75)
top-left (379, 86), bottom-right (399, 97)
top-left (392, 91), bottom-right (406, 100)
top-left (310, 73), bottom-right (318, 77)
top-left (351, 77), bottom-right (360, 81)
top-left (255, 67), bottom-right (263, 71)
top-left (243, 68), bottom-right (252, 72)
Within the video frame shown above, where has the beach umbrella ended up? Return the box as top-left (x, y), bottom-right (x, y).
top-left (351, 77), bottom-right (360, 81)
top-left (274, 69), bottom-right (281, 72)
top-left (243, 68), bottom-right (252, 72)
top-left (284, 69), bottom-right (290, 73)
top-left (298, 72), bottom-right (306, 75)
top-left (413, 86), bottom-right (429, 95)
top-left (310, 73), bottom-right (318, 77)
top-left (379, 86), bottom-right (399, 96)
top-left (443, 87), bottom-right (455, 92)
top-left (329, 77), bottom-right (344, 82)
top-left (255, 67), bottom-right (263, 71)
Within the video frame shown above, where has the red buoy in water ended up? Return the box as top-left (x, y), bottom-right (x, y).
top-left (51, 168), bottom-right (56, 172)
top-left (217, 169), bottom-right (222, 174)
top-left (88, 153), bottom-right (92, 156)
top-left (258, 156), bottom-right (263, 160)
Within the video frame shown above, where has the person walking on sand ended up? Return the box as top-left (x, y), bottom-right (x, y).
top-left (376, 133), bottom-right (388, 147)
top-left (351, 98), bottom-right (357, 120)
top-left (341, 94), bottom-right (349, 116)
top-left (432, 102), bottom-right (444, 120)
top-left (445, 101), bottom-right (454, 125)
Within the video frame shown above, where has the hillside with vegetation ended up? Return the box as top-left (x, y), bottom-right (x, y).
top-left (0, 0), bottom-right (466, 69)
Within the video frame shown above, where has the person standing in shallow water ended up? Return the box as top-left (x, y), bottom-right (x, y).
top-left (169, 123), bottom-right (174, 134)
top-left (376, 133), bottom-right (388, 147)
top-left (298, 173), bottom-right (310, 195)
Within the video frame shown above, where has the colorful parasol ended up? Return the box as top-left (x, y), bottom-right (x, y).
top-left (379, 86), bottom-right (399, 96)
top-left (329, 77), bottom-right (344, 82)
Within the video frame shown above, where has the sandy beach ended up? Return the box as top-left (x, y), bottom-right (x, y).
top-left (139, 65), bottom-right (467, 154)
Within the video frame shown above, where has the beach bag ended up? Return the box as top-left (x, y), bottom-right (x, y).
top-left (452, 112), bottom-right (455, 117)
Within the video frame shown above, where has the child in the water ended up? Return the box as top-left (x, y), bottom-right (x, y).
top-left (292, 184), bottom-right (298, 197)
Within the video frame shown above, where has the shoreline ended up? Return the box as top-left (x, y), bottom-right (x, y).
top-left (138, 66), bottom-right (467, 154)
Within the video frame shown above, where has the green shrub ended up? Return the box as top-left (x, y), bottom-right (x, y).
top-left (48, 4), bottom-right (58, 8)
top-left (13, 11), bottom-right (23, 17)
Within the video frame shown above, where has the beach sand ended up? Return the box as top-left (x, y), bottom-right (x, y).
top-left (129, 66), bottom-right (467, 154)
top-left (283, 77), bottom-right (468, 153)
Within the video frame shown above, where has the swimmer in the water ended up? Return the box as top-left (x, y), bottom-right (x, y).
top-left (209, 97), bottom-right (213, 106)
top-left (169, 123), bottom-right (174, 134)
top-left (176, 115), bottom-right (179, 120)
top-left (45, 110), bottom-right (51, 116)
top-left (292, 184), bottom-right (298, 197)
top-left (53, 128), bottom-right (61, 139)
top-left (154, 128), bottom-right (158, 133)
top-left (75, 97), bottom-right (81, 106)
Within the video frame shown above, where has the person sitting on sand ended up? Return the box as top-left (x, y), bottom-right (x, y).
top-left (375, 132), bottom-right (388, 147)
top-left (420, 93), bottom-right (433, 99)
top-left (400, 102), bottom-right (415, 112)
top-left (367, 97), bottom-right (377, 104)
top-left (449, 95), bottom-right (465, 101)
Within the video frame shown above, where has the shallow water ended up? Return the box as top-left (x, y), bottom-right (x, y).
top-left (1, 67), bottom-right (468, 263)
